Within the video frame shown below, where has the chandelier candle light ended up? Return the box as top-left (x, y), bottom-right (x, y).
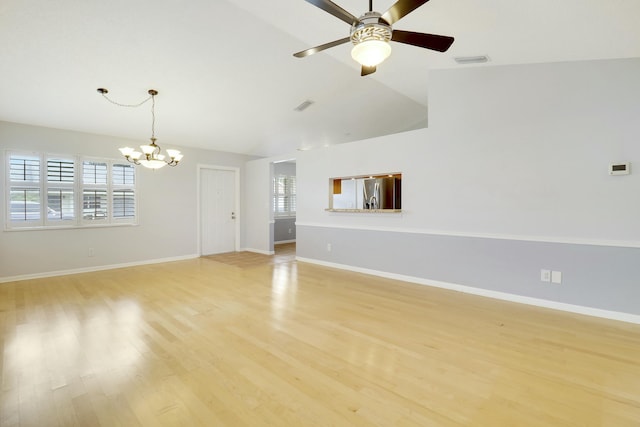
top-left (97, 88), bottom-right (183, 169)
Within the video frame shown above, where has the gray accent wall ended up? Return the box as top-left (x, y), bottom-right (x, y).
top-left (297, 225), bottom-right (640, 315)
top-left (274, 217), bottom-right (296, 242)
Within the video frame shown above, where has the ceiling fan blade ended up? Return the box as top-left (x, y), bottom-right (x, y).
top-left (382, 0), bottom-right (430, 25)
top-left (391, 30), bottom-right (454, 52)
top-left (304, 0), bottom-right (359, 25)
top-left (361, 65), bottom-right (376, 76)
top-left (293, 37), bottom-right (351, 58)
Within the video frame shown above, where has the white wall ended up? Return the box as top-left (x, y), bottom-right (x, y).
top-left (427, 58), bottom-right (640, 242)
top-left (242, 158), bottom-right (273, 254)
top-left (294, 58), bottom-right (640, 318)
top-left (0, 121), bottom-right (254, 280)
top-left (298, 60), bottom-right (640, 244)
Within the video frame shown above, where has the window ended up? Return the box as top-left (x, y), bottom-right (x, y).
top-left (9, 155), bottom-right (41, 224)
top-left (273, 174), bottom-right (296, 217)
top-left (112, 163), bottom-right (135, 219)
top-left (5, 152), bottom-right (136, 229)
top-left (47, 157), bottom-right (75, 222)
top-left (82, 161), bottom-right (108, 221)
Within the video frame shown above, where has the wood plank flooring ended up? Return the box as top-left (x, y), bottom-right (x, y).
top-left (1, 244), bottom-right (639, 426)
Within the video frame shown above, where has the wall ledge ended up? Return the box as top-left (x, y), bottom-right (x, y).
top-left (295, 222), bottom-right (640, 249)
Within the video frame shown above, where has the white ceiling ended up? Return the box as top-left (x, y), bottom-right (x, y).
top-left (1, 0), bottom-right (639, 157)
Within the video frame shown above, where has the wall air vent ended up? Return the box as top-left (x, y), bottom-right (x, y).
top-left (294, 100), bottom-right (314, 112)
top-left (609, 162), bottom-right (630, 175)
top-left (454, 55), bottom-right (489, 65)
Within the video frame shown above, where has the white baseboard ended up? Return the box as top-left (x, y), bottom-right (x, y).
top-left (275, 239), bottom-right (296, 245)
top-left (296, 257), bottom-right (640, 325)
top-left (0, 254), bottom-right (200, 284)
top-left (241, 247), bottom-right (275, 255)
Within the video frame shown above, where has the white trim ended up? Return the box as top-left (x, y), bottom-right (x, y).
top-left (275, 239), bottom-right (296, 245)
top-left (242, 247), bottom-right (275, 255)
top-left (0, 254), bottom-right (199, 284)
top-left (296, 256), bottom-right (640, 325)
top-left (197, 164), bottom-right (241, 256)
top-left (295, 222), bottom-right (640, 249)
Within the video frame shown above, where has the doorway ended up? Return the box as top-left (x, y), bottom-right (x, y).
top-left (199, 166), bottom-right (239, 255)
top-left (271, 160), bottom-right (296, 254)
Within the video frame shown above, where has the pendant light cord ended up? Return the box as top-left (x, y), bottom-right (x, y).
top-left (98, 90), bottom-right (153, 108)
top-left (150, 93), bottom-right (156, 140)
top-left (97, 88), bottom-right (157, 141)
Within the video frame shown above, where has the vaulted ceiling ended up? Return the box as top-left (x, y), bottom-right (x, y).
top-left (1, 0), bottom-right (639, 157)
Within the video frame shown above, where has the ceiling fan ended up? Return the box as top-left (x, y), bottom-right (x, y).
top-left (293, 0), bottom-right (454, 76)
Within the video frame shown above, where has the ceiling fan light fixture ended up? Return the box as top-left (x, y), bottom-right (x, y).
top-left (350, 11), bottom-right (393, 67)
top-left (351, 39), bottom-right (391, 66)
top-left (294, 1), bottom-right (454, 76)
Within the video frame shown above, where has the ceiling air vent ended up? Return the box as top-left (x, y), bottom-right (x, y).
top-left (294, 100), bottom-right (314, 112)
top-left (454, 55), bottom-right (489, 65)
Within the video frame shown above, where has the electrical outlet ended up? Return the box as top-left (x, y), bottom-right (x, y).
top-left (540, 269), bottom-right (551, 282)
top-left (88, 248), bottom-right (95, 257)
top-left (327, 243), bottom-right (332, 252)
top-left (288, 228), bottom-right (292, 234)
top-left (551, 271), bottom-right (562, 284)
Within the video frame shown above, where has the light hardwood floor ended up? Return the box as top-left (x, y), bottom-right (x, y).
top-left (1, 245), bottom-right (639, 426)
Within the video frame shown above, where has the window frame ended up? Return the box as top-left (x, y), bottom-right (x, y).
top-left (7, 152), bottom-right (42, 228)
top-left (5, 151), bottom-right (138, 230)
top-left (45, 155), bottom-right (76, 226)
top-left (273, 174), bottom-right (296, 218)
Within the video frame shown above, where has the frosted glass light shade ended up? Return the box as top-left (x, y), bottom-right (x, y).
top-left (119, 147), bottom-right (135, 156)
top-left (351, 40), bottom-right (391, 66)
top-left (140, 145), bottom-right (155, 155)
top-left (139, 159), bottom-right (167, 169)
top-left (166, 149), bottom-right (181, 159)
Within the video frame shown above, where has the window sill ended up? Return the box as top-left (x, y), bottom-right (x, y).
top-left (4, 222), bottom-right (138, 232)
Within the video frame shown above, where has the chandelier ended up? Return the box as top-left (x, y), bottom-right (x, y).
top-left (97, 88), bottom-right (183, 169)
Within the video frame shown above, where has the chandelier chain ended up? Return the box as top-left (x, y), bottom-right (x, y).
top-left (99, 92), bottom-right (153, 108)
top-left (150, 94), bottom-right (156, 139)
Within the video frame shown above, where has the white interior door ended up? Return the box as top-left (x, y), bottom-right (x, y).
top-left (200, 168), bottom-right (237, 255)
